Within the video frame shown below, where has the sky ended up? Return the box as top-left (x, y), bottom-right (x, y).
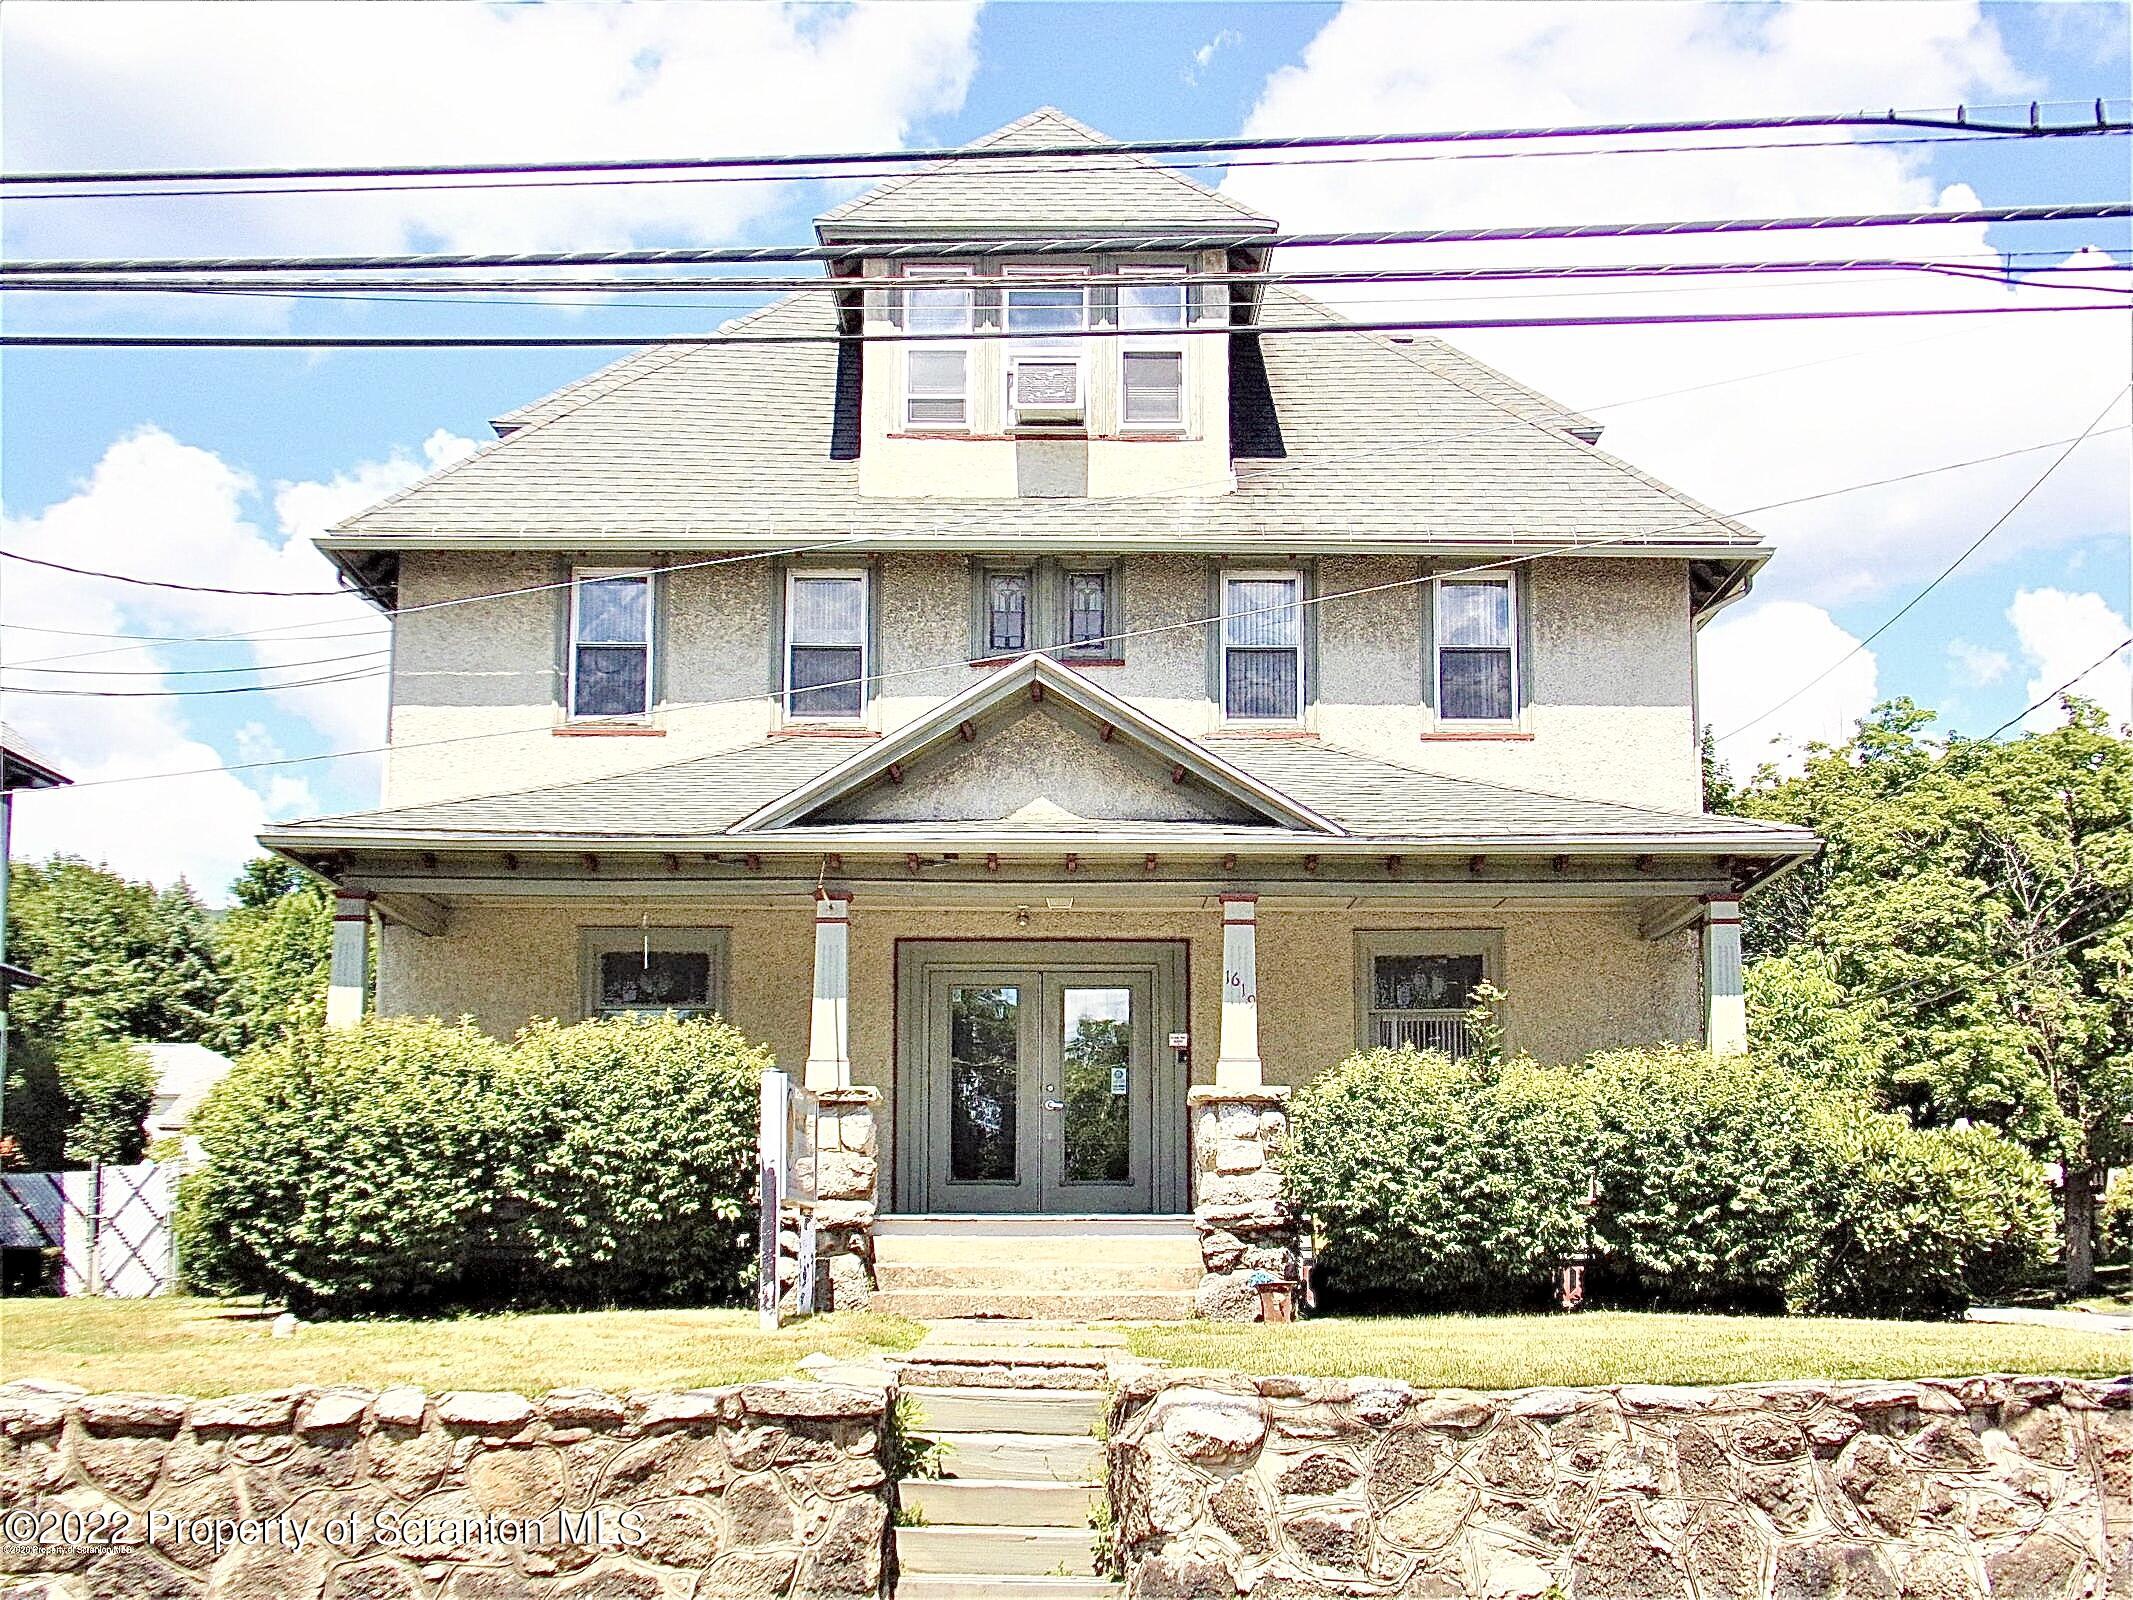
top-left (1, 0), bottom-right (2128, 899)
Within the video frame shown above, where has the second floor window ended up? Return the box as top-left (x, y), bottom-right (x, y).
top-left (1222, 571), bottom-right (1303, 721)
top-left (786, 572), bottom-right (867, 720)
top-left (904, 269), bottom-right (971, 429)
top-left (986, 569), bottom-right (1031, 653)
top-left (1120, 269), bottom-right (1186, 431)
top-left (1435, 576), bottom-right (1517, 722)
top-left (1065, 569), bottom-right (1112, 657)
top-left (569, 569), bottom-right (651, 720)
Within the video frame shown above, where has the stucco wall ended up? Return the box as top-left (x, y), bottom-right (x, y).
top-left (379, 552), bottom-right (1699, 812)
top-left (377, 897), bottom-right (1701, 1200)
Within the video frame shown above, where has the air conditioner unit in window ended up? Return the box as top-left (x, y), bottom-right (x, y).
top-left (1008, 358), bottom-right (1084, 425)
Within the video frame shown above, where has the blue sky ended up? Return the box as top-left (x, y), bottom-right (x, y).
top-left (1, 1), bottom-right (2127, 894)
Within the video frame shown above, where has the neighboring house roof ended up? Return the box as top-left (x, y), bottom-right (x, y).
top-left (326, 286), bottom-right (1754, 557)
top-left (264, 679), bottom-right (1813, 862)
top-left (142, 1041), bottom-right (236, 1133)
top-left (1, 724), bottom-right (70, 792)
top-left (0, 961), bottom-right (42, 993)
top-left (814, 106), bottom-right (1275, 239)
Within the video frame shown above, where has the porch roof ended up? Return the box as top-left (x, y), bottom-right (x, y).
top-left (262, 725), bottom-right (1815, 862)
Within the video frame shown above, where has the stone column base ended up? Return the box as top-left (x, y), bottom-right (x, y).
top-left (783, 1086), bottom-right (881, 1312)
top-left (1188, 1085), bottom-right (1303, 1321)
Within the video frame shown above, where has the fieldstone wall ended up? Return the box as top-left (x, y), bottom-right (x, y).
top-left (0, 1377), bottom-right (894, 1600)
top-left (786, 1086), bottom-right (879, 1313)
top-left (1190, 1087), bottom-right (1305, 1322)
top-left (1108, 1371), bottom-right (2131, 1599)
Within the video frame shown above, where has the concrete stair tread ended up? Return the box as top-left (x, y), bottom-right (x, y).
top-left (898, 1525), bottom-right (1099, 1577)
top-left (896, 1578), bottom-right (1118, 1600)
top-left (877, 1289), bottom-right (1195, 1321)
top-left (931, 1431), bottom-right (1103, 1483)
top-left (906, 1387), bottom-right (1104, 1435)
top-left (879, 1264), bottom-right (1202, 1291)
top-left (901, 1477), bottom-right (1099, 1528)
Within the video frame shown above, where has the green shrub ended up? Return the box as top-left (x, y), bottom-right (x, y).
top-left (1745, 953), bottom-right (1887, 1092)
top-left (2102, 1173), bottom-right (2133, 1266)
top-left (497, 1015), bottom-right (769, 1305)
top-left (1, 1036), bottom-right (154, 1169)
top-left (182, 1018), bottom-right (512, 1313)
top-left (1284, 1049), bottom-right (1596, 1310)
top-left (1789, 1108), bottom-right (2053, 1318)
top-left (1584, 1048), bottom-right (1832, 1312)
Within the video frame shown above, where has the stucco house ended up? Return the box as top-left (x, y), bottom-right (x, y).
top-left (265, 109), bottom-right (1816, 1316)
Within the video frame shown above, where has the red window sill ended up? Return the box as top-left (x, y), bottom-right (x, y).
top-left (554, 725), bottom-right (664, 738)
top-left (1420, 730), bottom-right (1534, 742)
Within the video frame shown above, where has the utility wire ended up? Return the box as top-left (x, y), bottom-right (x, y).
top-left (13, 128), bottom-right (2131, 205)
top-left (10, 201), bottom-right (2129, 276)
top-left (0, 547), bottom-right (352, 596)
top-left (0, 666), bottom-right (384, 698)
top-left (1717, 386), bottom-right (2133, 743)
top-left (6, 300), bottom-right (2124, 350)
top-left (2, 649), bottom-right (387, 678)
top-left (1979, 637), bottom-right (2132, 742)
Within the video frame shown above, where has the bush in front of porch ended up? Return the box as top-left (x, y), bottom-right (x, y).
top-left (179, 1014), bottom-right (768, 1315)
top-left (1285, 1045), bottom-right (2053, 1320)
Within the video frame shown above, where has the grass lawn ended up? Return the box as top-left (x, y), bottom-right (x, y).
top-left (0, 1297), bottom-right (924, 1397)
top-left (1126, 1310), bottom-right (2133, 1389)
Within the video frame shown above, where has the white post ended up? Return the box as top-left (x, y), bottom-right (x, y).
top-left (1703, 895), bottom-right (1747, 1057)
top-left (805, 891), bottom-right (852, 1091)
top-left (758, 1069), bottom-right (787, 1330)
top-left (1216, 893), bottom-right (1263, 1089)
top-left (326, 890), bottom-right (372, 1029)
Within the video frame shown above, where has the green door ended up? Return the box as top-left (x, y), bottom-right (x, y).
top-left (919, 964), bottom-right (1159, 1214)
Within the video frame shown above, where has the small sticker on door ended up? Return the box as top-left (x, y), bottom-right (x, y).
top-left (1111, 1067), bottom-right (1129, 1096)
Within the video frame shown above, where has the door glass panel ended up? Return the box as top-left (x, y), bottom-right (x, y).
top-left (1060, 986), bottom-right (1131, 1184)
top-left (949, 986), bottom-right (1020, 1182)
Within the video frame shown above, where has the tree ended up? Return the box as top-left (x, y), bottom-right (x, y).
top-left (1733, 699), bottom-right (2133, 1291)
top-left (212, 858), bottom-right (332, 1052)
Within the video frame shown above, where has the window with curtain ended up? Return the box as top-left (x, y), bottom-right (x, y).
top-left (985, 569), bottom-right (1031, 654)
top-left (786, 572), bottom-right (867, 719)
top-left (903, 269), bottom-right (971, 428)
top-left (569, 569), bottom-right (651, 719)
top-left (1064, 570), bottom-right (1112, 657)
top-left (1435, 576), bottom-right (1516, 721)
top-left (1222, 572), bottom-right (1303, 720)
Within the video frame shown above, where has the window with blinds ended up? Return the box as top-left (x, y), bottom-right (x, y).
top-left (1435, 576), bottom-right (1517, 722)
top-left (1119, 268), bottom-right (1187, 431)
top-left (1222, 572), bottom-right (1303, 721)
top-left (568, 569), bottom-right (652, 720)
top-left (903, 268), bottom-right (972, 429)
top-left (785, 572), bottom-right (867, 720)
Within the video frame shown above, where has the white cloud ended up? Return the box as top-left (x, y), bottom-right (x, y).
top-left (2006, 587), bottom-right (2133, 731)
top-left (1224, 4), bottom-right (2132, 609)
top-left (1186, 28), bottom-right (1244, 84)
top-left (1700, 600), bottom-right (1880, 773)
top-left (1946, 638), bottom-right (2011, 687)
top-left (2, 425), bottom-right (476, 897)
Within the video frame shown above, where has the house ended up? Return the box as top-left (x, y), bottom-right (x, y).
top-left (140, 1040), bottom-right (236, 1159)
top-left (264, 109), bottom-right (1816, 1317)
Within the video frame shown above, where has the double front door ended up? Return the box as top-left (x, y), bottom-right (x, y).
top-left (897, 942), bottom-right (1188, 1214)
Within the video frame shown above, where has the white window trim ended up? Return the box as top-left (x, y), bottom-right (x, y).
top-left (902, 266), bottom-right (973, 432)
top-left (1353, 930), bottom-right (1501, 1056)
top-left (1003, 262), bottom-right (1089, 351)
top-left (581, 926), bottom-right (730, 1022)
top-left (1220, 566), bottom-right (1306, 726)
top-left (1431, 569), bottom-right (1521, 726)
top-left (1118, 266), bottom-right (1188, 434)
top-left (566, 565), bottom-right (654, 723)
top-left (783, 567), bottom-right (871, 724)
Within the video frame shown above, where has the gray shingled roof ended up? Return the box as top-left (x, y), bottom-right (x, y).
top-left (328, 284), bottom-right (1755, 551)
top-left (263, 732), bottom-right (1811, 857)
top-left (814, 107), bottom-right (1273, 238)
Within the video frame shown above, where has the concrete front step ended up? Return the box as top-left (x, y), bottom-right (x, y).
top-left (932, 1431), bottom-right (1103, 1483)
top-left (906, 1387), bottom-right (1104, 1435)
top-left (878, 1261), bottom-right (1203, 1292)
top-left (896, 1577), bottom-right (1118, 1600)
top-left (897, 1525), bottom-right (1100, 1578)
top-left (897, 1348), bottom-right (1111, 1391)
top-left (901, 1477), bottom-right (1100, 1528)
top-left (877, 1288), bottom-right (1196, 1322)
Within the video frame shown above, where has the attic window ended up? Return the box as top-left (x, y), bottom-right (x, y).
top-left (904, 268), bottom-right (972, 430)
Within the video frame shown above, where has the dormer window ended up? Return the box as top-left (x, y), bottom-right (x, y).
top-left (904, 268), bottom-right (972, 430)
top-left (1005, 266), bottom-right (1087, 427)
top-left (1120, 268), bottom-right (1187, 432)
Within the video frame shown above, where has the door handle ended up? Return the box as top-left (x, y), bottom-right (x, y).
top-left (1044, 1099), bottom-right (1066, 1113)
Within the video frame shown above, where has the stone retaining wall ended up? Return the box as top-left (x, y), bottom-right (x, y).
top-left (1108, 1371), bottom-right (2130, 1599)
top-left (1189, 1087), bottom-right (1305, 1323)
top-left (0, 1377), bottom-right (894, 1600)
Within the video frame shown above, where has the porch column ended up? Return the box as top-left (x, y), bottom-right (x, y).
top-left (1216, 893), bottom-right (1263, 1089)
top-left (1702, 894), bottom-right (1747, 1057)
top-left (805, 890), bottom-right (852, 1091)
top-left (325, 890), bottom-right (372, 1029)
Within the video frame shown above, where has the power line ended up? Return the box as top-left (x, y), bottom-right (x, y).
top-left (1980, 637), bottom-right (2132, 741)
top-left (1717, 386), bottom-right (2132, 743)
top-left (10, 202), bottom-right (2129, 276)
top-left (0, 546), bottom-right (351, 596)
top-left (2, 649), bottom-right (387, 678)
top-left (6, 300), bottom-right (2125, 351)
top-left (8, 105), bottom-right (2124, 188)
top-left (11, 129), bottom-right (2124, 205)
top-left (0, 666), bottom-right (385, 698)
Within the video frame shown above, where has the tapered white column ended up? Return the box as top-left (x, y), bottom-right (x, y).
top-left (805, 891), bottom-right (852, 1091)
top-left (1703, 895), bottom-right (1747, 1057)
top-left (326, 890), bottom-right (372, 1029)
top-left (1216, 893), bottom-right (1263, 1089)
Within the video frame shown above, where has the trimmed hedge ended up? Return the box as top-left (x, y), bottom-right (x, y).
top-left (182, 1014), bottom-right (767, 1314)
top-left (1285, 1045), bottom-right (2053, 1319)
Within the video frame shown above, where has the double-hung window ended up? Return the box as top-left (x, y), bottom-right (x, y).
top-left (904, 268), bottom-right (972, 430)
top-left (568, 568), bottom-right (652, 720)
top-left (1221, 571), bottom-right (1303, 721)
top-left (1004, 266), bottom-right (1087, 423)
top-left (785, 571), bottom-right (868, 720)
top-left (1434, 574), bottom-right (1517, 722)
top-left (1119, 268), bottom-right (1187, 430)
